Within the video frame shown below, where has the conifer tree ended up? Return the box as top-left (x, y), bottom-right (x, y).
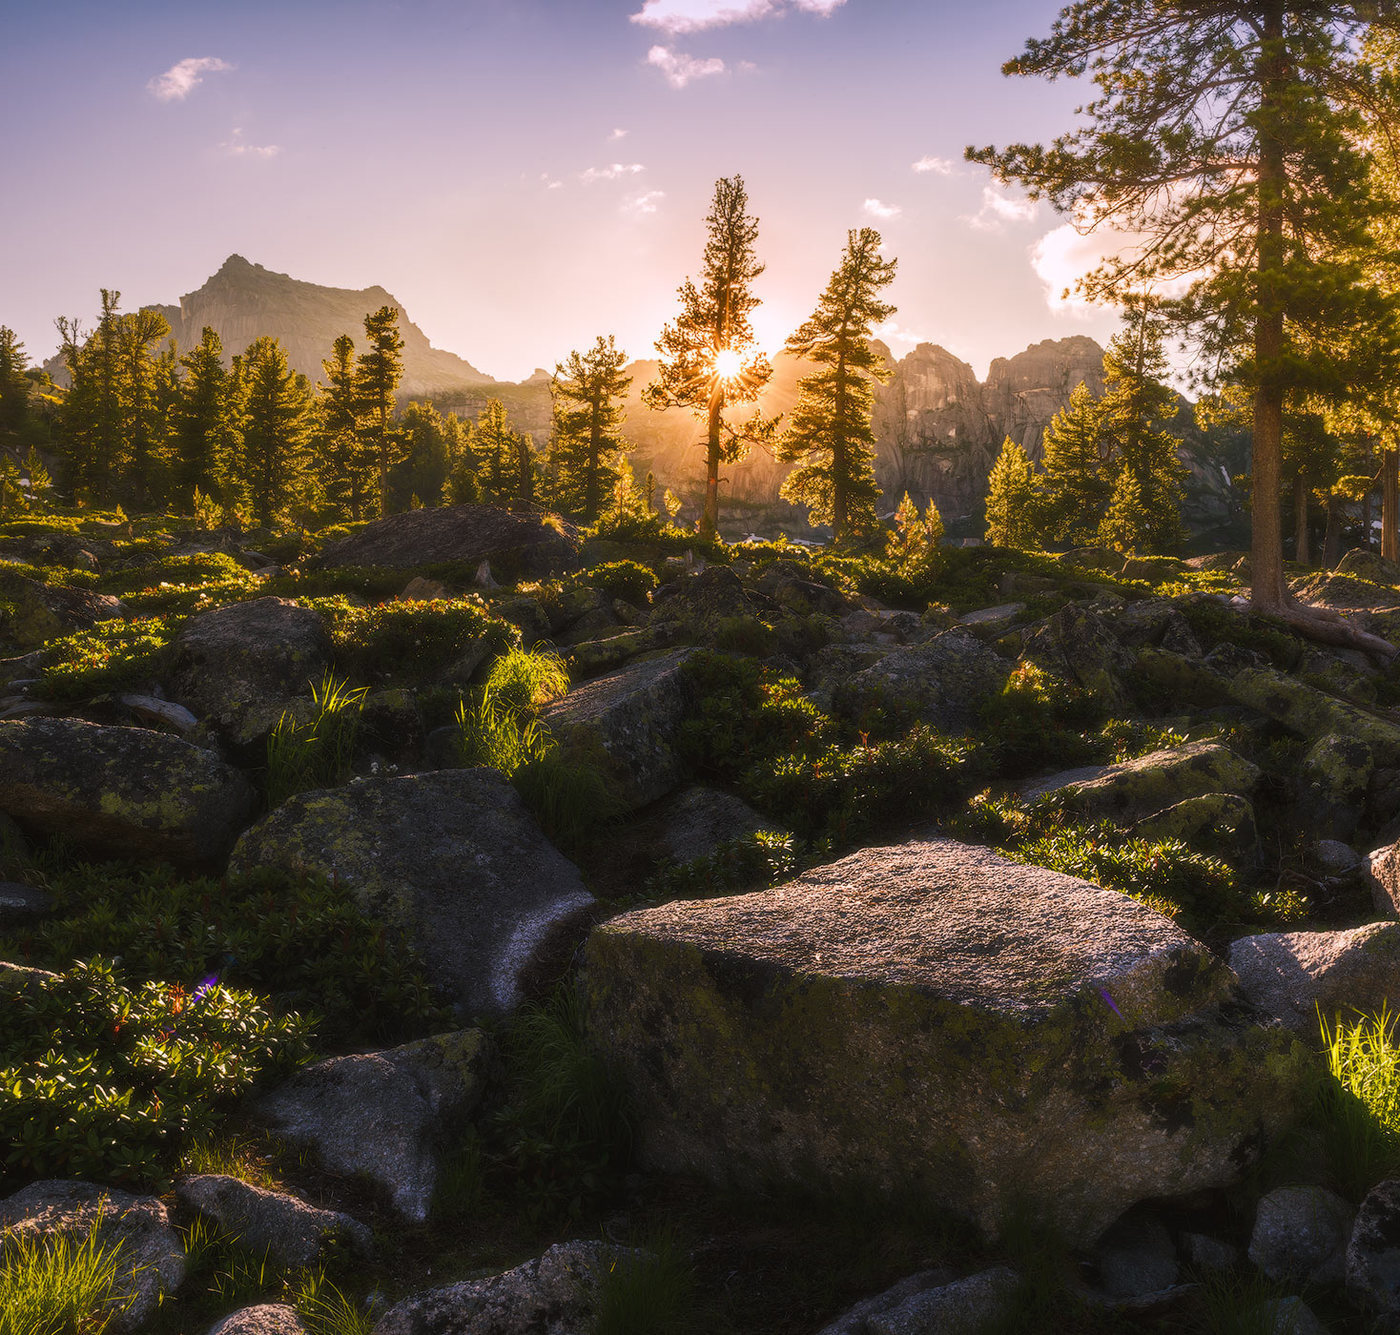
top-left (1098, 465), bottom-right (1151, 554)
top-left (356, 306), bottom-right (405, 516)
top-left (1037, 382), bottom-right (1109, 545)
top-left (778, 228), bottom-right (896, 540)
top-left (115, 309), bottom-right (172, 510)
top-left (473, 399), bottom-right (531, 506)
top-left (56, 290), bottom-right (123, 502)
top-left (886, 492), bottom-right (945, 574)
top-left (0, 327), bottom-right (30, 439)
top-left (174, 328), bottom-right (238, 507)
top-left (316, 335), bottom-right (372, 521)
top-left (395, 401), bottom-right (453, 510)
top-left (645, 176), bottom-right (773, 537)
top-left (238, 336), bottom-right (312, 525)
top-left (549, 335), bottom-right (632, 521)
top-left (984, 436), bottom-right (1038, 549)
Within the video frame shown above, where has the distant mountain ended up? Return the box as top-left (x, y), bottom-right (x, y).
top-left (145, 255), bottom-right (495, 397)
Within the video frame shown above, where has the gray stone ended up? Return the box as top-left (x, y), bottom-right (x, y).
top-left (543, 649), bottom-right (694, 813)
top-left (0, 717), bottom-right (255, 867)
top-left (1368, 840), bottom-right (1400, 916)
top-left (867, 1266), bottom-right (1020, 1335)
top-left (1227, 665), bottom-right (1400, 764)
top-left (582, 837), bottom-right (1304, 1244)
top-left (207, 1305), bottom-right (310, 1335)
top-left (1317, 839), bottom-right (1362, 872)
top-left (1024, 604), bottom-right (1136, 706)
top-left (649, 566), bottom-right (756, 636)
top-left (1133, 793), bottom-right (1256, 851)
top-left (0, 1179), bottom-right (186, 1331)
top-left (840, 629), bottom-right (1010, 733)
top-left (1348, 1179), bottom-right (1400, 1323)
top-left (1230, 922), bottom-right (1400, 1038)
top-left (814, 1269), bottom-right (955, 1335)
top-left (0, 960), bottom-right (58, 991)
top-left (1249, 1185), bottom-right (1354, 1286)
top-left (257, 1030), bottom-right (488, 1224)
top-left (119, 693), bottom-right (201, 737)
top-left (0, 572), bottom-right (125, 650)
top-left (371, 1240), bottom-right (640, 1335)
top-left (1179, 1231), bottom-right (1240, 1273)
top-left (955, 603), bottom-right (1025, 639)
top-left (1094, 1214), bottom-right (1178, 1298)
top-left (176, 1174), bottom-right (371, 1268)
top-left (1254, 1297), bottom-right (1330, 1335)
top-left (1300, 734), bottom-right (1373, 842)
top-left (230, 769), bottom-right (593, 1016)
top-left (0, 879), bottom-right (51, 927)
top-left (652, 785), bottom-right (783, 865)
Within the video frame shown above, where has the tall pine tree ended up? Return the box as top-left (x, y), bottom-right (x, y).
top-left (316, 335), bottom-right (372, 521)
top-left (356, 306), bottom-right (405, 517)
top-left (174, 328), bottom-right (238, 507)
top-left (984, 437), bottom-right (1038, 549)
top-left (549, 335), bottom-right (632, 522)
top-left (1037, 382), bottom-right (1109, 546)
top-left (237, 336), bottom-right (312, 525)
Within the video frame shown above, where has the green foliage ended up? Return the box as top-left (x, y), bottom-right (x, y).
top-left (885, 492), bottom-right (944, 576)
top-left (644, 831), bottom-right (798, 903)
top-left (328, 596), bottom-right (517, 684)
top-left (0, 959), bottom-right (311, 1188)
top-left (581, 559), bottom-right (658, 606)
top-left (1, 862), bottom-right (448, 1047)
top-left (1318, 1008), bottom-right (1400, 1200)
top-left (482, 643), bottom-right (570, 712)
top-left (1096, 466), bottom-right (1151, 555)
top-left (593, 1232), bottom-right (698, 1335)
top-left (548, 335), bottom-right (632, 522)
top-left (455, 687), bottom-right (550, 775)
top-left (978, 662), bottom-right (1106, 777)
top-left (39, 617), bottom-right (173, 700)
top-left (512, 752), bottom-right (622, 853)
top-left (1177, 598), bottom-right (1301, 668)
top-left (983, 437), bottom-right (1038, 550)
top-left (294, 1269), bottom-right (376, 1335)
top-left (265, 674), bottom-right (369, 807)
top-left (0, 1212), bottom-right (133, 1335)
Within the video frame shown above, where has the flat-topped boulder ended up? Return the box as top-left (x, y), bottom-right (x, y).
top-left (317, 505), bottom-right (579, 578)
top-left (0, 571), bottom-right (125, 649)
top-left (583, 837), bottom-right (1304, 1243)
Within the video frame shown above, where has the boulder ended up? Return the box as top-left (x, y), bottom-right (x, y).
top-left (955, 603), bottom-right (1025, 640)
top-left (1093, 1214), bottom-right (1178, 1298)
top-left (207, 1306), bottom-right (310, 1335)
top-left (814, 1269), bottom-right (955, 1335)
top-left (118, 693), bottom-right (201, 737)
top-left (649, 566), bottom-right (757, 636)
top-left (318, 505), bottom-right (579, 578)
top-left (651, 785), bottom-right (783, 865)
top-left (1249, 1185), bottom-right (1354, 1286)
top-left (176, 1174), bottom-right (371, 1267)
top-left (257, 1030), bottom-right (488, 1223)
top-left (1133, 793), bottom-right (1256, 852)
top-left (167, 597), bottom-right (331, 748)
top-left (0, 718), bottom-right (255, 867)
top-left (1299, 734), bottom-right (1373, 841)
top-left (564, 626), bottom-right (673, 680)
top-left (0, 879), bottom-right (52, 928)
top-left (1024, 605), bottom-right (1136, 706)
top-left (230, 770), bottom-right (593, 1015)
top-left (1254, 1298), bottom-right (1331, 1335)
top-left (582, 837), bottom-right (1304, 1243)
top-left (1019, 741), bottom-right (1259, 819)
top-left (866, 1267), bottom-right (1020, 1335)
top-left (0, 572), bottom-right (125, 649)
top-left (1230, 922), bottom-right (1400, 1038)
top-left (0, 1179), bottom-right (186, 1331)
top-left (1226, 666), bottom-right (1400, 764)
top-left (1347, 1179), bottom-right (1400, 1324)
top-left (371, 1240), bottom-right (639, 1335)
top-left (543, 649), bottom-right (694, 813)
top-left (839, 630), bottom-right (1010, 734)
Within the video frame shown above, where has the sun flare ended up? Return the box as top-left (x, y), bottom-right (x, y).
top-left (712, 347), bottom-right (744, 380)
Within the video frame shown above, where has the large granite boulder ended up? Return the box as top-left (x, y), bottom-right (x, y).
top-left (207, 1307), bottom-right (309, 1335)
top-left (838, 630), bottom-right (1010, 734)
top-left (1367, 840), bottom-right (1400, 915)
top-left (1249, 1185), bottom-right (1354, 1287)
top-left (543, 649), bottom-right (694, 813)
top-left (0, 572), bottom-right (124, 649)
top-left (318, 505), bottom-right (579, 578)
top-left (582, 838), bottom-right (1304, 1243)
top-left (0, 718), bottom-right (255, 866)
top-left (230, 770), bottom-right (592, 1015)
top-left (1229, 923), bottom-right (1400, 1038)
top-left (1024, 605), bottom-right (1136, 706)
top-left (1347, 1179), bottom-right (1400, 1324)
top-left (257, 1030), bottom-right (488, 1223)
top-left (167, 597), bottom-right (330, 747)
top-left (649, 566), bottom-right (757, 637)
top-left (0, 1179), bottom-right (186, 1331)
top-left (1226, 666), bottom-right (1400, 764)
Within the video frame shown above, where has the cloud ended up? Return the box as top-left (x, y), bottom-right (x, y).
top-left (963, 185), bottom-right (1038, 233)
top-left (624, 190), bottom-right (666, 216)
top-left (646, 45), bottom-right (726, 88)
top-left (610, 128), bottom-right (629, 140)
top-left (580, 162), bottom-right (646, 184)
top-left (872, 320), bottom-right (928, 348)
top-left (147, 56), bottom-right (232, 102)
top-left (222, 127), bottom-right (279, 159)
top-left (631, 0), bottom-right (843, 34)
top-left (912, 155), bottom-right (953, 175)
top-left (863, 198), bottom-right (901, 220)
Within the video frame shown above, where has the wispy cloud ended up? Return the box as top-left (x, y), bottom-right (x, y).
top-left (863, 198), bottom-right (901, 220)
top-left (147, 56), bottom-right (232, 102)
top-left (610, 128), bottom-right (629, 141)
top-left (872, 320), bottom-right (928, 349)
top-left (646, 45), bottom-right (726, 88)
top-left (580, 162), bottom-right (646, 184)
top-left (222, 127), bottom-right (279, 159)
top-left (624, 190), bottom-right (666, 216)
top-left (963, 185), bottom-right (1037, 233)
top-left (912, 155), bottom-right (953, 175)
top-left (631, 0), bottom-right (843, 33)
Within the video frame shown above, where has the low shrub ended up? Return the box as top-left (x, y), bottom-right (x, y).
top-left (328, 596), bottom-right (517, 684)
top-left (97, 551), bottom-right (249, 596)
top-left (39, 616), bottom-right (174, 699)
top-left (513, 751), bottom-right (622, 852)
top-left (978, 662), bottom-right (1107, 777)
top-left (644, 831), bottom-right (798, 903)
top-left (580, 559), bottom-right (658, 607)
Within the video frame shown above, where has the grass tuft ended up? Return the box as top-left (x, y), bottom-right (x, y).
top-left (265, 673), bottom-right (368, 807)
top-left (1319, 1007), bottom-right (1400, 1200)
top-left (0, 1214), bottom-right (133, 1335)
top-left (593, 1232), bottom-right (698, 1335)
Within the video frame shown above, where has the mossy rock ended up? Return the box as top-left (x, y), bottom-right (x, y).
top-left (1227, 665), bottom-right (1400, 764)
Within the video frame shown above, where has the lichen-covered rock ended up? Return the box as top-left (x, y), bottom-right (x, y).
top-left (167, 597), bottom-right (330, 748)
top-left (543, 649), bottom-right (694, 812)
top-left (207, 1305), bottom-right (310, 1335)
top-left (0, 1179), bottom-right (186, 1331)
top-left (318, 505), bottom-right (579, 577)
top-left (814, 1269), bottom-right (955, 1335)
top-left (649, 566), bottom-right (756, 636)
top-left (230, 769), bottom-right (592, 1014)
top-left (1249, 1185), bottom-right (1354, 1286)
top-left (1024, 605), bottom-right (1136, 706)
top-left (1133, 793), bottom-right (1256, 851)
top-left (0, 572), bottom-right (125, 649)
top-left (564, 626), bottom-right (673, 680)
top-left (582, 837), bottom-right (1304, 1243)
top-left (1299, 734), bottom-right (1374, 841)
top-left (1370, 840), bottom-right (1400, 916)
top-left (866, 1266), bottom-right (1020, 1335)
top-left (1108, 600), bottom-right (1202, 657)
top-left (0, 717), bottom-right (255, 866)
top-left (1227, 665), bottom-right (1400, 764)
top-left (955, 602), bottom-right (1025, 640)
top-left (1020, 741), bottom-right (1259, 819)
top-left (839, 630), bottom-right (1010, 734)
top-left (651, 785), bottom-right (784, 865)
top-left (371, 1240), bottom-right (640, 1335)
top-left (176, 1174), bottom-right (371, 1267)
top-left (257, 1030), bottom-right (488, 1223)
top-left (1230, 923), bottom-right (1400, 1039)
top-left (1347, 1179), bottom-right (1400, 1323)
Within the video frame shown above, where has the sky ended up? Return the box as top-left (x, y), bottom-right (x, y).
top-left (0, 0), bottom-right (1125, 383)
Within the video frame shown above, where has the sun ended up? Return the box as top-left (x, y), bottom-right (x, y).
top-left (712, 348), bottom-right (744, 381)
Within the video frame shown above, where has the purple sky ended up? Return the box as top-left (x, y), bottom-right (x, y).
top-left (1, 0), bottom-right (1124, 382)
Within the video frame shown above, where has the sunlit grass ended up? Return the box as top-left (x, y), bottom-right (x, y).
top-left (1319, 1007), bottom-right (1400, 1200)
top-left (0, 1215), bottom-right (133, 1335)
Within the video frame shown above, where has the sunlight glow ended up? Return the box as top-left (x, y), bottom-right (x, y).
top-left (713, 347), bottom-right (744, 380)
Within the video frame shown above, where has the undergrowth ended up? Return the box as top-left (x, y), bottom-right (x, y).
top-left (0, 1214), bottom-right (133, 1335)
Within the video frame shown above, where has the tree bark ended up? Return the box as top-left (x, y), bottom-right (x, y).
top-left (1384, 448), bottom-right (1398, 562)
top-left (1293, 475), bottom-right (1309, 568)
top-left (1323, 495), bottom-right (1342, 570)
top-left (702, 383), bottom-right (723, 538)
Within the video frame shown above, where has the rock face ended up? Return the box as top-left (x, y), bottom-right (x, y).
top-left (1249, 1186), bottom-right (1354, 1286)
top-left (257, 1030), bottom-right (489, 1223)
top-left (0, 571), bottom-right (125, 649)
top-left (543, 649), bottom-right (694, 812)
top-left (839, 630), bottom-right (1010, 733)
top-left (207, 1306), bottom-right (309, 1335)
top-left (0, 1179), bottom-right (187, 1331)
top-left (1347, 1179), bottom-right (1400, 1321)
top-left (582, 837), bottom-right (1303, 1243)
top-left (0, 718), bottom-right (255, 866)
top-left (230, 769), bottom-right (593, 1015)
top-left (318, 505), bottom-right (579, 578)
top-left (865, 1266), bottom-right (1019, 1335)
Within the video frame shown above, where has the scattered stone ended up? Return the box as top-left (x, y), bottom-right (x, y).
top-left (583, 837), bottom-right (1303, 1243)
top-left (866, 1266), bottom-right (1020, 1335)
top-left (119, 693), bottom-right (201, 737)
top-left (207, 1306), bottom-right (310, 1335)
top-left (543, 649), bottom-right (694, 812)
top-left (1348, 1179), bottom-right (1400, 1322)
top-left (0, 960), bottom-right (59, 991)
top-left (230, 769), bottom-right (593, 1015)
top-left (400, 575), bottom-right (453, 601)
top-left (257, 1030), bottom-right (488, 1223)
top-left (0, 717), bottom-right (256, 867)
top-left (0, 572), bottom-right (125, 649)
top-left (564, 626), bottom-right (673, 679)
top-left (371, 1240), bottom-right (640, 1335)
top-left (1226, 665), bottom-right (1400, 764)
top-left (1249, 1185), bottom-right (1354, 1286)
top-left (649, 566), bottom-right (756, 636)
top-left (650, 786), bottom-right (783, 865)
top-left (0, 1179), bottom-right (186, 1331)
top-left (1094, 1214), bottom-right (1179, 1298)
top-left (0, 879), bottom-right (51, 927)
top-left (176, 1174), bottom-right (372, 1268)
top-left (839, 629), bottom-right (1010, 734)
top-left (1317, 839), bottom-right (1361, 872)
top-left (491, 593), bottom-right (555, 645)
top-left (955, 603), bottom-right (1025, 639)
top-left (814, 1269), bottom-right (955, 1335)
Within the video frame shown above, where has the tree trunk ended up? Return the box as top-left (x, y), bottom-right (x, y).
top-left (1293, 475), bottom-right (1308, 568)
top-left (1364, 490), bottom-right (1373, 550)
top-left (1384, 449), bottom-right (1398, 563)
top-left (1323, 495), bottom-right (1342, 569)
top-left (702, 384), bottom-right (723, 538)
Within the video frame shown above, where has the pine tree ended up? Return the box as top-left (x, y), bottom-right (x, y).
top-left (644, 176), bottom-right (773, 537)
top-left (886, 492), bottom-right (945, 574)
top-left (778, 228), bottom-right (897, 540)
top-left (1098, 466), bottom-right (1151, 554)
top-left (473, 399), bottom-right (531, 506)
top-left (237, 336), bottom-right (312, 525)
top-left (356, 306), bottom-right (406, 516)
top-left (549, 335), bottom-right (632, 521)
top-left (394, 401), bottom-right (453, 510)
top-left (115, 309), bottom-right (172, 510)
top-left (984, 436), bottom-right (1038, 549)
top-left (316, 335), bottom-right (372, 521)
top-left (56, 290), bottom-right (124, 502)
top-left (174, 328), bottom-right (238, 508)
top-left (0, 327), bottom-right (30, 439)
top-left (1037, 382), bottom-right (1109, 546)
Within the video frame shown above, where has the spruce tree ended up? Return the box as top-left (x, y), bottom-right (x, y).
top-left (473, 399), bottom-right (531, 506)
top-left (1037, 382), bottom-right (1109, 546)
top-left (1098, 465), bottom-right (1151, 554)
top-left (115, 309), bottom-right (172, 510)
top-left (56, 290), bottom-right (123, 503)
top-left (778, 227), bottom-right (896, 540)
top-left (984, 436), bottom-right (1038, 549)
top-left (316, 335), bottom-right (372, 521)
top-left (645, 176), bottom-right (773, 537)
top-left (238, 336), bottom-right (312, 525)
top-left (0, 327), bottom-right (30, 439)
top-left (174, 328), bottom-right (238, 507)
top-left (549, 335), bottom-right (632, 521)
top-left (356, 306), bottom-right (406, 516)
top-left (395, 401), bottom-right (452, 509)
